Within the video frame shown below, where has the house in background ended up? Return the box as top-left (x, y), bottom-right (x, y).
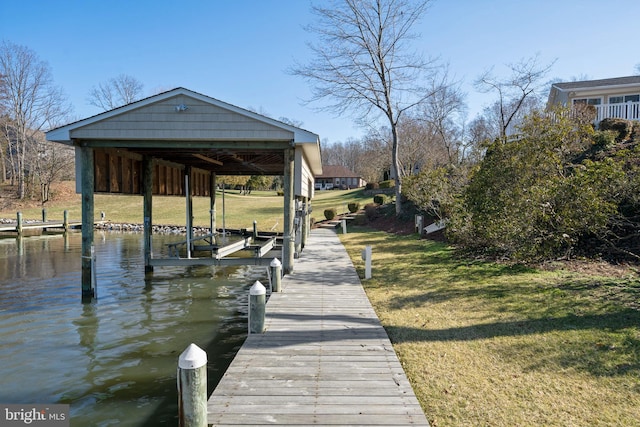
top-left (547, 75), bottom-right (640, 123)
top-left (314, 165), bottom-right (366, 190)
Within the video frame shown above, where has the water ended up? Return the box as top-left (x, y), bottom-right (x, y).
top-left (0, 231), bottom-right (265, 426)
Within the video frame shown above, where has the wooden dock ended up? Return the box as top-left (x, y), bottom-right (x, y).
top-left (0, 220), bottom-right (83, 234)
top-left (207, 228), bottom-right (430, 426)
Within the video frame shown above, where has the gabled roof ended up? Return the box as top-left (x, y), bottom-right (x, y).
top-left (552, 76), bottom-right (640, 92)
top-left (548, 76), bottom-right (640, 107)
top-left (46, 87), bottom-right (322, 175)
top-left (316, 165), bottom-right (361, 179)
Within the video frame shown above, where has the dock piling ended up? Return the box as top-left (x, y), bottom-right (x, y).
top-left (16, 212), bottom-right (23, 235)
top-left (269, 258), bottom-right (282, 292)
top-left (248, 280), bottom-right (266, 334)
top-left (177, 343), bottom-right (208, 427)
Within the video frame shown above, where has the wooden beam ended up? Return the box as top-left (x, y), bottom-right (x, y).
top-left (79, 140), bottom-right (292, 150)
top-left (192, 153), bottom-right (223, 166)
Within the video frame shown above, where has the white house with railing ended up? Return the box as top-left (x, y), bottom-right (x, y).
top-left (547, 75), bottom-right (640, 124)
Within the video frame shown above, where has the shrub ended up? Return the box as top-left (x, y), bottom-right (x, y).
top-left (593, 130), bottom-right (617, 149)
top-left (276, 190), bottom-right (284, 196)
top-left (324, 208), bottom-right (337, 220)
top-left (599, 118), bottom-right (633, 142)
top-left (364, 203), bottom-right (378, 220)
top-left (379, 179), bottom-right (395, 189)
top-left (347, 202), bottom-right (360, 213)
top-left (373, 194), bottom-right (386, 205)
top-left (365, 182), bottom-right (379, 190)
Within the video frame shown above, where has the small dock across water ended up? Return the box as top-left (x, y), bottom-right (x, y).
top-left (207, 228), bottom-right (430, 426)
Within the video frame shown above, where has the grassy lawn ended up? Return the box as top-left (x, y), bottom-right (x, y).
top-left (0, 182), bottom-right (372, 233)
top-left (339, 226), bottom-right (640, 426)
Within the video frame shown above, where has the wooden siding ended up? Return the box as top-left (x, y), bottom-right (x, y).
top-left (69, 95), bottom-right (294, 141)
top-left (92, 148), bottom-right (212, 196)
top-left (294, 148), bottom-right (313, 199)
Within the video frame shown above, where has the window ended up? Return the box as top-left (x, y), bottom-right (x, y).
top-left (573, 98), bottom-right (602, 105)
top-left (609, 94), bottom-right (639, 104)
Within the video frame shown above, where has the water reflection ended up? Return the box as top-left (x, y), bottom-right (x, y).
top-left (0, 232), bottom-right (262, 426)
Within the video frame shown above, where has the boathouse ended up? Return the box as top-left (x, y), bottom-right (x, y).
top-left (46, 88), bottom-right (322, 300)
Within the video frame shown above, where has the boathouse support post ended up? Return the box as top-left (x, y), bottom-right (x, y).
top-left (270, 258), bottom-right (282, 292)
top-left (209, 173), bottom-right (216, 237)
top-left (142, 155), bottom-right (154, 274)
top-left (282, 146), bottom-right (295, 274)
top-left (301, 197), bottom-right (309, 250)
top-left (80, 145), bottom-right (95, 301)
top-left (185, 168), bottom-right (193, 259)
top-left (177, 343), bottom-right (208, 427)
top-left (63, 210), bottom-right (69, 231)
top-left (249, 280), bottom-right (266, 334)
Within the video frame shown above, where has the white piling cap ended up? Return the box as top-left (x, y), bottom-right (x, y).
top-left (178, 343), bottom-right (207, 369)
top-left (270, 258), bottom-right (281, 267)
top-left (250, 280), bottom-right (266, 295)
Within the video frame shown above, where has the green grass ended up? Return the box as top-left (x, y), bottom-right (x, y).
top-left (0, 183), bottom-right (372, 233)
top-left (339, 227), bottom-right (640, 427)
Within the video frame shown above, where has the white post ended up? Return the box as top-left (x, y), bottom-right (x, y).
top-left (341, 219), bottom-right (347, 234)
top-left (177, 343), bottom-right (207, 427)
top-left (270, 258), bottom-right (282, 292)
top-left (249, 281), bottom-right (266, 334)
top-left (361, 246), bottom-right (372, 279)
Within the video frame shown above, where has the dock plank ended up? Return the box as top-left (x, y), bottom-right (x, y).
top-left (207, 228), bottom-right (430, 426)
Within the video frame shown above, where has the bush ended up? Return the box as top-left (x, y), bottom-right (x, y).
top-left (347, 202), bottom-right (360, 213)
top-left (599, 118), bottom-right (633, 142)
top-left (593, 130), bottom-right (617, 149)
top-left (324, 208), bottom-right (337, 220)
top-left (364, 203), bottom-right (378, 220)
top-left (365, 182), bottom-right (380, 190)
top-left (379, 179), bottom-right (395, 189)
top-left (373, 194), bottom-right (386, 205)
top-left (276, 190), bottom-right (284, 196)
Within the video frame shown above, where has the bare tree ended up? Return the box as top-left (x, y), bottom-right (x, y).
top-left (475, 54), bottom-right (555, 139)
top-left (87, 74), bottom-right (144, 111)
top-left (0, 40), bottom-right (71, 199)
top-left (420, 76), bottom-right (467, 164)
top-left (292, 0), bottom-right (442, 215)
top-left (30, 131), bottom-right (75, 204)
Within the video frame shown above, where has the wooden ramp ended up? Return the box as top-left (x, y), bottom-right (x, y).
top-left (207, 228), bottom-right (430, 426)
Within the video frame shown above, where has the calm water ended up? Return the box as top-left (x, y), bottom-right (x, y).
top-left (0, 231), bottom-right (265, 426)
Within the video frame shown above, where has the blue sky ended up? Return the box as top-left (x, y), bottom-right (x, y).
top-left (2, 0), bottom-right (639, 144)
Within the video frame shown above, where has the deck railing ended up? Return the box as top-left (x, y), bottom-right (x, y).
top-left (594, 102), bottom-right (640, 122)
